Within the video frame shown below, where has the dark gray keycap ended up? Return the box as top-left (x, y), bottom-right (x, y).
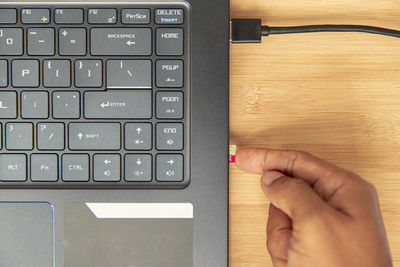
top-left (6, 123), bottom-right (33, 150)
top-left (156, 91), bottom-right (183, 119)
top-left (125, 123), bottom-right (152, 150)
top-left (156, 123), bottom-right (183, 150)
top-left (84, 90), bottom-right (151, 119)
top-left (156, 60), bottom-right (183, 88)
top-left (12, 60), bottom-right (39, 87)
top-left (37, 123), bottom-right (65, 150)
top-left (93, 154), bottom-right (120, 182)
top-left (91, 28), bottom-right (151, 56)
top-left (155, 9), bottom-right (184, 24)
top-left (43, 60), bottom-right (71, 87)
top-left (27, 28), bottom-right (54, 56)
top-left (62, 154), bottom-right (89, 181)
top-left (21, 9), bottom-right (50, 24)
top-left (30, 154), bottom-right (58, 181)
top-left (122, 9), bottom-right (150, 24)
top-left (21, 91), bottom-right (48, 119)
top-left (55, 9), bottom-right (83, 24)
top-left (88, 9), bottom-right (117, 24)
top-left (0, 9), bottom-right (17, 24)
top-left (75, 60), bottom-right (102, 87)
top-left (69, 123), bottom-right (120, 150)
top-left (0, 154), bottom-right (27, 181)
top-left (0, 91), bottom-right (17, 118)
top-left (156, 154), bottom-right (183, 181)
top-left (0, 28), bottom-right (23, 55)
top-left (52, 91), bottom-right (80, 119)
top-left (156, 28), bottom-right (183, 56)
top-left (107, 60), bottom-right (151, 89)
top-left (125, 154), bottom-right (152, 182)
top-left (0, 60), bottom-right (8, 87)
top-left (59, 28), bottom-right (86, 56)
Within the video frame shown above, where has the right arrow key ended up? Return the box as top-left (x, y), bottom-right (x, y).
top-left (156, 154), bottom-right (183, 182)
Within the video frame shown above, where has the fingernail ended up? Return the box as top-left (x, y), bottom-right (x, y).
top-left (262, 171), bottom-right (285, 185)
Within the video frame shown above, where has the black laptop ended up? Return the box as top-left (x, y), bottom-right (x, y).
top-left (0, 0), bottom-right (229, 266)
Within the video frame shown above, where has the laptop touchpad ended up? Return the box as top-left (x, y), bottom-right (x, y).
top-left (64, 203), bottom-right (193, 267)
top-left (0, 202), bottom-right (54, 267)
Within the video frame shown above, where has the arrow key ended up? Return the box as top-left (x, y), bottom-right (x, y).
top-left (156, 154), bottom-right (183, 182)
top-left (125, 154), bottom-right (152, 182)
top-left (93, 154), bottom-right (120, 182)
top-left (125, 123), bottom-right (152, 150)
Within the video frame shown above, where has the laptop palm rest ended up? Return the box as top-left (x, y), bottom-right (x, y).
top-left (64, 203), bottom-right (193, 267)
top-left (0, 202), bottom-right (53, 267)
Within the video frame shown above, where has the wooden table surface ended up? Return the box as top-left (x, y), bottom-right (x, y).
top-left (229, 0), bottom-right (400, 266)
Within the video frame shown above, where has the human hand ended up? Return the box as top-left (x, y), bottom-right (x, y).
top-left (236, 148), bottom-right (392, 267)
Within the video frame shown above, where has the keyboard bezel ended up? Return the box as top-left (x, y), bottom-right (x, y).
top-left (0, 2), bottom-right (191, 189)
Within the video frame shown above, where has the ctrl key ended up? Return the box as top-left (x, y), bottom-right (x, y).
top-left (0, 154), bottom-right (27, 181)
top-left (62, 154), bottom-right (89, 181)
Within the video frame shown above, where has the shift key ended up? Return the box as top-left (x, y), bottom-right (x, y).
top-left (84, 91), bottom-right (151, 119)
top-left (69, 123), bottom-right (120, 150)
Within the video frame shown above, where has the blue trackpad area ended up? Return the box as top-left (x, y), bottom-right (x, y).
top-left (0, 202), bottom-right (54, 267)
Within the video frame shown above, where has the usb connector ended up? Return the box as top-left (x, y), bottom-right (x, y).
top-left (231, 19), bottom-right (400, 43)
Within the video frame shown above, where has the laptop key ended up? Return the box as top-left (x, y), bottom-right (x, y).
top-left (88, 9), bottom-right (117, 24)
top-left (12, 60), bottom-right (39, 87)
top-left (156, 60), bottom-right (183, 88)
top-left (106, 60), bottom-right (151, 89)
top-left (0, 91), bottom-right (17, 118)
top-left (156, 154), bottom-right (183, 182)
top-left (156, 91), bottom-right (183, 119)
top-left (84, 90), bottom-right (151, 119)
top-left (27, 28), bottom-right (54, 56)
top-left (125, 123), bottom-right (152, 150)
top-left (122, 9), bottom-right (150, 24)
top-left (21, 9), bottom-right (50, 24)
top-left (91, 28), bottom-right (151, 56)
top-left (155, 9), bottom-right (184, 24)
top-left (55, 9), bottom-right (84, 24)
top-left (21, 91), bottom-right (48, 119)
top-left (37, 123), bottom-right (65, 150)
top-left (43, 60), bottom-right (71, 87)
top-left (69, 123), bottom-right (120, 150)
top-left (0, 60), bottom-right (7, 87)
top-left (125, 154), bottom-right (152, 181)
top-left (75, 60), bottom-right (102, 88)
top-left (59, 28), bottom-right (86, 56)
top-left (62, 154), bottom-right (89, 181)
top-left (30, 154), bottom-right (58, 181)
top-left (53, 91), bottom-right (80, 119)
top-left (0, 28), bottom-right (23, 55)
top-left (0, 9), bottom-right (17, 24)
top-left (93, 154), bottom-right (120, 182)
top-left (156, 123), bottom-right (183, 150)
top-left (0, 154), bottom-right (27, 181)
top-left (156, 28), bottom-right (184, 56)
top-left (6, 123), bottom-right (33, 150)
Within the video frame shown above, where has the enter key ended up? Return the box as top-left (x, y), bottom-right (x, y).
top-left (84, 90), bottom-right (151, 119)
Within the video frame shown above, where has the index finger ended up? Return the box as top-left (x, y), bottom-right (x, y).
top-left (236, 148), bottom-right (353, 187)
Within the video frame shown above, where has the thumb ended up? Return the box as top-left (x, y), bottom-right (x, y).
top-left (261, 171), bottom-right (332, 222)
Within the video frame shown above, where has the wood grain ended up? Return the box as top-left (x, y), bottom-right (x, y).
top-left (229, 1), bottom-right (400, 266)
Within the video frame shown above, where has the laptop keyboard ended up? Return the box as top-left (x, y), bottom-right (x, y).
top-left (0, 3), bottom-right (190, 188)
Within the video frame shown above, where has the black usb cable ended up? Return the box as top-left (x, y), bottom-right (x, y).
top-left (231, 19), bottom-right (400, 43)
